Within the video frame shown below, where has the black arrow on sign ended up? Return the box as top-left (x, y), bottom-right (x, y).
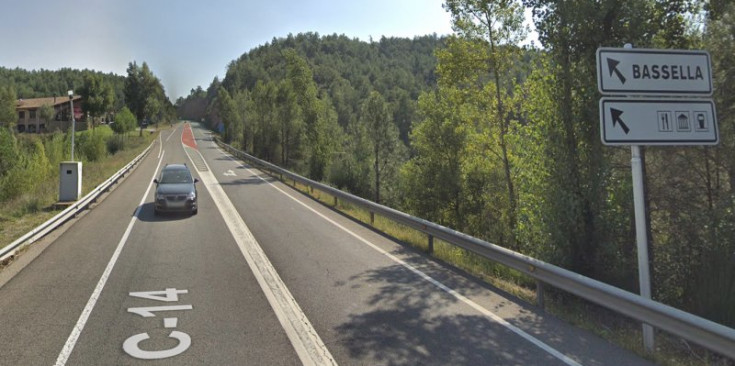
top-left (610, 108), bottom-right (630, 134)
top-left (607, 58), bottom-right (626, 84)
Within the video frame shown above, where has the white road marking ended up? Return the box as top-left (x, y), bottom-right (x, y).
top-left (165, 124), bottom-right (179, 143)
top-left (54, 151), bottom-right (165, 366)
top-left (215, 147), bottom-right (584, 366)
top-left (182, 126), bottom-right (336, 366)
top-left (224, 169), bottom-right (236, 177)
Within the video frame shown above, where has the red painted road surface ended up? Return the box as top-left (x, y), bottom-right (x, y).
top-left (182, 123), bottom-right (198, 149)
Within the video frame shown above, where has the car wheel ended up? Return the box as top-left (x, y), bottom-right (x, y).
top-left (192, 208), bottom-right (198, 215)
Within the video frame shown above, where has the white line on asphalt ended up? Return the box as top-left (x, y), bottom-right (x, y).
top-left (182, 125), bottom-right (336, 366)
top-left (165, 124), bottom-right (179, 143)
top-left (215, 147), bottom-right (584, 366)
top-left (54, 151), bottom-right (165, 366)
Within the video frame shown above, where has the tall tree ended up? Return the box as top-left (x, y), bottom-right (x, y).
top-left (124, 62), bottom-right (144, 121)
top-left (401, 86), bottom-right (470, 231)
top-left (361, 91), bottom-right (398, 204)
top-left (80, 73), bottom-right (114, 128)
top-left (443, 0), bottom-right (527, 247)
top-left (215, 87), bottom-right (239, 144)
top-left (284, 49), bottom-right (335, 180)
top-left (276, 80), bottom-right (302, 166)
top-left (522, 0), bottom-right (656, 276)
top-left (124, 61), bottom-right (166, 121)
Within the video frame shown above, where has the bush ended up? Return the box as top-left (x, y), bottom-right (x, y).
top-left (79, 132), bottom-right (107, 162)
top-left (106, 134), bottom-right (125, 155)
top-left (0, 136), bottom-right (50, 202)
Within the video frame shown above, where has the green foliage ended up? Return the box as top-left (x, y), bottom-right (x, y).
top-left (0, 67), bottom-right (124, 103)
top-left (194, 4), bottom-right (735, 330)
top-left (124, 61), bottom-right (170, 125)
top-left (276, 79), bottom-right (303, 165)
top-left (215, 87), bottom-right (239, 144)
top-left (0, 86), bottom-right (17, 127)
top-left (79, 73), bottom-right (114, 127)
top-left (197, 33), bottom-right (440, 198)
top-left (77, 129), bottom-right (108, 162)
top-left (112, 107), bottom-right (136, 135)
top-left (330, 119), bottom-right (372, 196)
top-left (0, 126), bottom-right (19, 174)
top-left (106, 134), bottom-right (125, 155)
top-left (38, 104), bottom-right (55, 124)
top-left (0, 136), bottom-right (51, 201)
top-left (361, 91), bottom-right (402, 203)
top-left (401, 86), bottom-right (470, 231)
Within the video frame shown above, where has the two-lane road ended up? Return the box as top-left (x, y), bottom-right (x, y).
top-left (0, 122), bottom-right (653, 365)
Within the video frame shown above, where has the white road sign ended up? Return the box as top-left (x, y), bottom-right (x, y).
top-left (600, 98), bottom-right (718, 146)
top-left (597, 48), bottom-right (712, 95)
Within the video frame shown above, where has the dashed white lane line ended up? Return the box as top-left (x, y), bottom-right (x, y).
top-left (182, 125), bottom-right (336, 366)
top-left (214, 145), bottom-right (584, 366)
top-left (54, 152), bottom-right (165, 366)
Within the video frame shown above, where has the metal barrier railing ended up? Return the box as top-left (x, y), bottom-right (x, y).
top-left (216, 138), bottom-right (735, 360)
top-left (0, 142), bottom-right (154, 263)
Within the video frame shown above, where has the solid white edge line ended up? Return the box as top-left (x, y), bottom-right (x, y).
top-left (216, 147), bottom-right (584, 366)
top-left (54, 151), bottom-right (165, 366)
top-left (181, 124), bottom-right (336, 366)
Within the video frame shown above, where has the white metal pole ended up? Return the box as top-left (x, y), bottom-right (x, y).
top-left (631, 145), bottom-right (654, 352)
top-left (622, 43), bottom-right (654, 353)
top-left (70, 95), bottom-right (76, 161)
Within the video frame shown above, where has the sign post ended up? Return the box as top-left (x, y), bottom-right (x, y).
top-left (597, 43), bottom-right (718, 354)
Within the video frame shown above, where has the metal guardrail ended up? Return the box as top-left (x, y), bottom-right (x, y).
top-left (0, 143), bottom-right (154, 263)
top-left (216, 139), bottom-right (735, 360)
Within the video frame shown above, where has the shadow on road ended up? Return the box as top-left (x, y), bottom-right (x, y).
top-left (136, 202), bottom-right (194, 222)
top-left (332, 263), bottom-right (585, 365)
top-left (219, 178), bottom-right (270, 186)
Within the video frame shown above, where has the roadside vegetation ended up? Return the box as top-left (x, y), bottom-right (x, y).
top-left (0, 60), bottom-right (174, 250)
top-left (0, 125), bottom-right (157, 249)
top-left (190, 1), bottom-right (735, 364)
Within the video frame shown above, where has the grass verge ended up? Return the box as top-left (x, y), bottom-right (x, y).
top-left (0, 130), bottom-right (157, 251)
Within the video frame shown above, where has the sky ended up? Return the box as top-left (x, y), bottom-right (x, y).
top-left (0, 0), bottom-right (535, 101)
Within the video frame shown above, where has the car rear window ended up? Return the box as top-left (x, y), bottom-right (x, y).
top-left (160, 169), bottom-right (193, 184)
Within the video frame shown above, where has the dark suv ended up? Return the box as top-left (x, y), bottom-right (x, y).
top-left (153, 164), bottom-right (198, 215)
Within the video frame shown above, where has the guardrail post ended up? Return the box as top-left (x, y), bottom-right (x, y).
top-left (370, 212), bottom-right (375, 226)
top-left (536, 281), bottom-right (545, 310)
top-left (428, 234), bottom-right (434, 254)
top-left (334, 196), bottom-right (338, 207)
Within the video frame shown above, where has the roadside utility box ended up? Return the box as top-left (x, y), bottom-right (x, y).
top-left (59, 161), bottom-right (82, 202)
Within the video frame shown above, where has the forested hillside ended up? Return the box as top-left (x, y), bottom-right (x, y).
top-left (0, 67), bottom-right (126, 110)
top-left (180, 0), bottom-right (735, 329)
top-left (177, 33), bottom-right (442, 144)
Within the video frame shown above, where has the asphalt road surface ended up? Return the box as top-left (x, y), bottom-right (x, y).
top-left (0, 122), bottom-right (655, 366)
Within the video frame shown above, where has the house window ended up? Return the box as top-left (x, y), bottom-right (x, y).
top-left (18, 111), bottom-right (25, 120)
top-left (17, 124), bottom-right (25, 133)
top-left (30, 110), bottom-right (36, 119)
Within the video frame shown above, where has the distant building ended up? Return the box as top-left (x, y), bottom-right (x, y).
top-left (15, 96), bottom-right (84, 133)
